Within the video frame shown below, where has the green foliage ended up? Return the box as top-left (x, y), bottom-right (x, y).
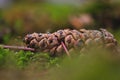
top-left (40, 3), bottom-right (77, 21)
top-left (0, 48), bottom-right (61, 69)
top-left (0, 46), bottom-right (120, 80)
top-left (48, 49), bottom-right (120, 80)
top-left (15, 51), bottom-right (34, 68)
top-left (0, 48), bottom-right (16, 68)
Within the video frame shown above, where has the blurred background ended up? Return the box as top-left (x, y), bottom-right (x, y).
top-left (0, 0), bottom-right (120, 80)
top-left (0, 0), bottom-right (120, 44)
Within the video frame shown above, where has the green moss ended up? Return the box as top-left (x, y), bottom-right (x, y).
top-left (0, 48), bottom-right (61, 69)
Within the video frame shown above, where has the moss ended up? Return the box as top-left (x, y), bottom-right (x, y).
top-left (0, 48), bottom-right (60, 69)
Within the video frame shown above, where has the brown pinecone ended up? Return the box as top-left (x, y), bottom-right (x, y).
top-left (23, 29), bottom-right (117, 56)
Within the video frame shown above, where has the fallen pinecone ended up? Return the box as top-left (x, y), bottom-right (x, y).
top-left (23, 29), bottom-right (117, 56)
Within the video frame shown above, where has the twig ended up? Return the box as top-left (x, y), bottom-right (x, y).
top-left (61, 41), bottom-right (70, 57)
top-left (0, 45), bottom-right (35, 52)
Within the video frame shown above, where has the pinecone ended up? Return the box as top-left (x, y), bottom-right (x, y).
top-left (23, 29), bottom-right (117, 56)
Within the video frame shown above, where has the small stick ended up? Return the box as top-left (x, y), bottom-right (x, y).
top-left (61, 42), bottom-right (70, 57)
top-left (0, 45), bottom-right (35, 52)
